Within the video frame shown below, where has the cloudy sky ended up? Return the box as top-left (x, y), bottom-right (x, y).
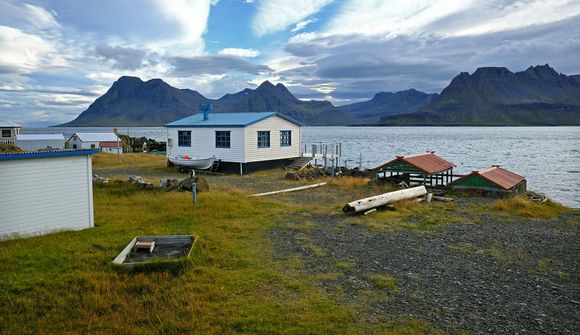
top-left (1, 0), bottom-right (579, 126)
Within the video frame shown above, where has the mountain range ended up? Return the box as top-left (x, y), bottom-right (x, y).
top-left (60, 64), bottom-right (580, 127)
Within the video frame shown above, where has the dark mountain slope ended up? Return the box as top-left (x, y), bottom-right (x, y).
top-left (378, 65), bottom-right (580, 125)
top-left (337, 89), bottom-right (437, 123)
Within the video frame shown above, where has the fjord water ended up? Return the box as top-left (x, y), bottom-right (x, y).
top-left (27, 126), bottom-right (580, 207)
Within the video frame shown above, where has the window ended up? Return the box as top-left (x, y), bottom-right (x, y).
top-left (90, 144), bottom-right (96, 149)
top-left (280, 130), bottom-right (291, 147)
top-left (215, 131), bottom-right (231, 148)
top-left (1, 129), bottom-right (10, 138)
top-left (178, 131), bottom-right (191, 147)
top-left (72, 144), bottom-right (77, 149)
top-left (257, 131), bottom-right (270, 148)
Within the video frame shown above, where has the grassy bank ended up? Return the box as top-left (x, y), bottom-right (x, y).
top-left (1, 153), bottom-right (577, 334)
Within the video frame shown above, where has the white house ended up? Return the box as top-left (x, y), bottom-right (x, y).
top-left (15, 134), bottom-right (65, 151)
top-left (164, 111), bottom-right (303, 174)
top-left (0, 120), bottom-right (22, 145)
top-left (67, 132), bottom-right (123, 154)
top-left (0, 149), bottom-right (98, 239)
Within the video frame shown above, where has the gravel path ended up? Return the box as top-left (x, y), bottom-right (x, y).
top-left (270, 211), bottom-right (580, 334)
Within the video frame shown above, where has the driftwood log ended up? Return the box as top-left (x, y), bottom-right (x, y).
top-left (342, 186), bottom-right (427, 214)
top-left (249, 182), bottom-right (327, 197)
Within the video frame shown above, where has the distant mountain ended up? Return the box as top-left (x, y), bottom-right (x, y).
top-left (378, 64), bottom-right (580, 125)
top-left (337, 89), bottom-right (437, 123)
top-left (60, 77), bottom-right (354, 126)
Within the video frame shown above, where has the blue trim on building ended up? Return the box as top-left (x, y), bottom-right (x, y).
top-left (0, 149), bottom-right (100, 161)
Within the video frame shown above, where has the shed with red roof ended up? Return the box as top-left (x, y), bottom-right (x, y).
top-left (374, 151), bottom-right (456, 187)
top-left (450, 166), bottom-right (526, 193)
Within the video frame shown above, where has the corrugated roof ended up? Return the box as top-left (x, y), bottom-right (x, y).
top-left (376, 151), bottom-right (456, 174)
top-left (16, 134), bottom-right (64, 140)
top-left (468, 166), bottom-right (525, 190)
top-left (99, 141), bottom-right (123, 147)
top-left (164, 112), bottom-right (303, 127)
top-left (71, 133), bottom-right (119, 142)
top-left (0, 149), bottom-right (99, 161)
top-left (0, 120), bottom-right (22, 127)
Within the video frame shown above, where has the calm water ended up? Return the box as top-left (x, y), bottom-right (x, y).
top-left (26, 126), bottom-right (580, 207)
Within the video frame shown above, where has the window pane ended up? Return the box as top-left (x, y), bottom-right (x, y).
top-left (257, 131), bottom-right (270, 148)
top-left (216, 131), bottom-right (230, 148)
top-left (178, 131), bottom-right (191, 147)
top-left (280, 130), bottom-right (291, 146)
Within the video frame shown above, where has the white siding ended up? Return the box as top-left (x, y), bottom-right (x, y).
top-left (244, 116), bottom-right (300, 162)
top-left (15, 139), bottom-right (65, 151)
top-left (166, 127), bottom-right (246, 162)
top-left (0, 155), bottom-right (94, 238)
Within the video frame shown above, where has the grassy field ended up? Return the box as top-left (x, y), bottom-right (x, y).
top-left (1, 153), bottom-right (577, 334)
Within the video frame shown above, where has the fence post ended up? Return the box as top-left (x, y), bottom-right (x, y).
top-left (192, 183), bottom-right (197, 206)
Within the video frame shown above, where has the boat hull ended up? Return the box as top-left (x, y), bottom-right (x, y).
top-left (168, 156), bottom-right (215, 170)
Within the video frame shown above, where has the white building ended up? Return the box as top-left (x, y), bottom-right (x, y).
top-left (165, 111), bottom-right (303, 174)
top-left (15, 134), bottom-right (65, 151)
top-left (67, 132), bottom-right (123, 154)
top-left (0, 120), bottom-right (22, 145)
top-left (0, 149), bottom-right (98, 239)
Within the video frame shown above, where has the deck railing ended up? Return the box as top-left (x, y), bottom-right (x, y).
top-left (0, 139), bottom-right (15, 145)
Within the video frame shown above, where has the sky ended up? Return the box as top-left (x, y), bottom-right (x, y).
top-left (1, 0), bottom-right (579, 126)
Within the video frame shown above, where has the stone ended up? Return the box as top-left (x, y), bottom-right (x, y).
top-left (128, 175), bottom-right (145, 184)
top-left (179, 176), bottom-right (209, 192)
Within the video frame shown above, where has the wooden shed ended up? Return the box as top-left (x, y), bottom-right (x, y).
top-left (450, 166), bottom-right (526, 194)
top-left (375, 151), bottom-right (456, 187)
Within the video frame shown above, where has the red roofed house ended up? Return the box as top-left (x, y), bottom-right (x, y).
top-left (450, 166), bottom-right (526, 194)
top-left (375, 151), bottom-right (456, 187)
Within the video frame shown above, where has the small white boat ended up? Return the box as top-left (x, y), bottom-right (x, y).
top-left (168, 155), bottom-right (215, 170)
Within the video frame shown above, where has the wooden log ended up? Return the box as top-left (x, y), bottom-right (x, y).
top-left (342, 186), bottom-right (427, 213)
top-left (432, 196), bottom-right (454, 202)
top-left (249, 182), bottom-right (327, 197)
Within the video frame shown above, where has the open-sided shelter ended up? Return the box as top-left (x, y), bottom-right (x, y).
top-left (375, 151), bottom-right (456, 187)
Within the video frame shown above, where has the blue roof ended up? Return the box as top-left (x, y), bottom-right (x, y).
top-left (164, 112), bottom-right (303, 127)
top-left (0, 149), bottom-right (99, 161)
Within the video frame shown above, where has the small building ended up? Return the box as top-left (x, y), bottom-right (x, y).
top-left (0, 120), bottom-right (22, 145)
top-left (450, 166), bottom-right (526, 194)
top-left (67, 133), bottom-right (122, 153)
top-left (0, 149), bottom-right (99, 239)
top-left (165, 111), bottom-right (303, 174)
top-left (375, 151), bottom-right (456, 187)
top-left (15, 134), bottom-right (65, 151)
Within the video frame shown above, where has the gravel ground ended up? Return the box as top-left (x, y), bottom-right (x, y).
top-left (270, 210), bottom-right (580, 334)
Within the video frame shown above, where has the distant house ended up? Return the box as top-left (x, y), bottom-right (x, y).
top-left (0, 149), bottom-right (99, 239)
top-left (0, 120), bottom-right (22, 145)
top-left (165, 111), bottom-right (303, 174)
top-left (375, 151), bottom-right (456, 186)
top-left (15, 134), bottom-right (65, 151)
top-left (450, 166), bottom-right (526, 194)
top-left (67, 133), bottom-right (122, 153)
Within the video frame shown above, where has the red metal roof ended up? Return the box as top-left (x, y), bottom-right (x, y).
top-left (99, 141), bottom-right (122, 148)
top-left (470, 166), bottom-right (525, 190)
top-left (375, 151), bottom-right (456, 174)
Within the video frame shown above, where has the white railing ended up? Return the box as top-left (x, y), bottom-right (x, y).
top-left (0, 139), bottom-right (15, 145)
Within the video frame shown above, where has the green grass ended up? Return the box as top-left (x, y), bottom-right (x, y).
top-left (368, 274), bottom-right (399, 294)
top-left (0, 183), bottom-right (353, 334)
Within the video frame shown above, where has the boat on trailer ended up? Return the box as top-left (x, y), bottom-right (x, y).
top-left (168, 154), bottom-right (215, 170)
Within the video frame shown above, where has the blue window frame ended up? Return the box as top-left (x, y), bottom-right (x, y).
top-left (257, 131), bottom-right (270, 148)
top-left (280, 130), bottom-right (291, 147)
top-left (178, 131), bottom-right (191, 147)
top-left (215, 131), bottom-right (230, 148)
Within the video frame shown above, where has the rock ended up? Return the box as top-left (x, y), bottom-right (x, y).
top-left (92, 174), bottom-right (109, 184)
top-left (160, 178), bottom-right (180, 191)
top-left (179, 176), bottom-right (209, 192)
top-left (128, 175), bottom-right (145, 184)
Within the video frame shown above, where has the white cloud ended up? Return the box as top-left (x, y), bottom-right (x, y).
top-left (0, 2), bottom-right (60, 33)
top-left (252, 0), bottom-right (333, 36)
top-left (291, 19), bottom-right (317, 33)
top-left (218, 48), bottom-right (261, 58)
top-left (323, 0), bottom-right (580, 38)
top-left (0, 26), bottom-right (59, 73)
top-left (152, 0), bottom-right (218, 55)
